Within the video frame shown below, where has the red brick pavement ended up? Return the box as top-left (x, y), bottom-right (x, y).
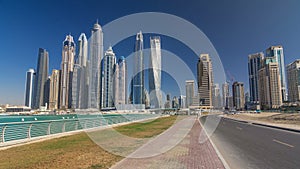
top-left (111, 117), bottom-right (225, 169)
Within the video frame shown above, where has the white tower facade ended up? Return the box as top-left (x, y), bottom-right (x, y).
top-left (149, 36), bottom-right (162, 108)
top-left (88, 21), bottom-right (103, 109)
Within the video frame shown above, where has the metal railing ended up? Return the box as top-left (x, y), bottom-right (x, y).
top-left (0, 114), bottom-right (158, 143)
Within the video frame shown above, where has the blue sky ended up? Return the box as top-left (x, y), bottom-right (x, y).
top-left (0, 0), bottom-right (300, 105)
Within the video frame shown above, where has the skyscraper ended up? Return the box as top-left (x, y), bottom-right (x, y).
top-left (130, 31), bottom-right (146, 105)
top-left (232, 82), bottom-right (245, 110)
top-left (60, 35), bottom-right (75, 110)
top-left (33, 48), bottom-right (49, 109)
top-left (72, 33), bottom-right (88, 109)
top-left (197, 54), bottom-right (213, 107)
top-left (88, 21), bottom-right (103, 109)
top-left (266, 46), bottom-right (287, 101)
top-left (248, 52), bottom-right (264, 103)
top-left (49, 69), bottom-right (60, 110)
top-left (178, 95), bottom-right (186, 108)
top-left (185, 80), bottom-right (195, 108)
top-left (25, 69), bottom-right (35, 108)
top-left (114, 56), bottom-right (127, 105)
top-left (212, 83), bottom-right (222, 109)
top-left (286, 60), bottom-right (300, 102)
top-left (222, 82), bottom-right (229, 108)
top-left (149, 36), bottom-right (162, 108)
top-left (102, 46), bottom-right (116, 109)
top-left (258, 57), bottom-right (282, 109)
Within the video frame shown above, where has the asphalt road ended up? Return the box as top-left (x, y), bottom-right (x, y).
top-left (200, 115), bottom-right (300, 169)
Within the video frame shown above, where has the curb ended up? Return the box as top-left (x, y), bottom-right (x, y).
top-left (223, 116), bottom-right (300, 134)
top-left (198, 118), bottom-right (231, 169)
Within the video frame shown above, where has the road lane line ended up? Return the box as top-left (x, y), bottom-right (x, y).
top-left (236, 127), bottom-right (242, 130)
top-left (273, 139), bottom-right (294, 148)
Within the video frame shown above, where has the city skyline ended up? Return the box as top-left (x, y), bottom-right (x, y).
top-left (1, 1), bottom-right (300, 105)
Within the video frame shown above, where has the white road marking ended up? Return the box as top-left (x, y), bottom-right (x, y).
top-left (236, 127), bottom-right (242, 130)
top-left (273, 139), bottom-right (294, 148)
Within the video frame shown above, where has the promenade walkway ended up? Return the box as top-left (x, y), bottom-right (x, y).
top-left (111, 116), bottom-right (225, 169)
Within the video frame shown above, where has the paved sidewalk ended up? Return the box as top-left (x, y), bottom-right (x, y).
top-left (111, 117), bottom-right (225, 169)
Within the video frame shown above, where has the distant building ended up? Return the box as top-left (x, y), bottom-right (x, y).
top-left (258, 57), bottom-right (282, 109)
top-left (248, 52), bottom-right (264, 103)
top-left (232, 82), bottom-right (245, 110)
top-left (185, 80), bottom-right (195, 107)
top-left (102, 46), bottom-right (116, 109)
top-left (164, 93), bottom-right (171, 108)
top-left (197, 54), bottom-right (213, 107)
top-left (178, 95), bottom-right (186, 108)
top-left (149, 36), bottom-right (162, 108)
top-left (265, 45), bottom-right (287, 101)
top-left (24, 69), bottom-right (35, 108)
top-left (33, 48), bottom-right (49, 109)
top-left (114, 56), bottom-right (127, 106)
top-left (60, 35), bottom-right (75, 110)
top-left (49, 69), bottom-right (60, 110)
top-left (226, 96), bottom-right (234, 109)
top-left (212, 84), bottom-right (222, 109)
top-left (222, 82), bottom-right (229, 108)
top-left (286, 60), bottom-right (300, 102)
top-left (172, 96), bottom-right (179, 109)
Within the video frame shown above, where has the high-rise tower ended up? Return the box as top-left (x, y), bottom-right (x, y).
top-left (102, 46), bottom-right (116, 109)
top-left (60, 35), bottom-right (75, 110)
top-left (248, 52), bottom-right (264, 103)
top-left (72, 33), bottom-right (88, 109)
top-left (286, 60), bottom-right (300, 102)
top-left (232, 82), bottom-right (245, 110)
top-left (114, 56), bottom-right (127, 106)
top-left (266, 46), bottom-right (287, 101)
top-left (49, 69), bottom-right (60, 110)
top-left (88, 21), bottom-right (103, 109)
top-left (33, 48), bottom-right (49, 109)
top-left (258, 57), bottom-right (282, 109)
top-left (197, 54), bottom-right (213, 107)
top-left (186, 80), bottom-right (195, 108)
top-left (25, 69), bottom-right (35, 108)
top-left (149, 36), bottom-right (162, 108)
top-left (130, 31), bottom-right (146, 105)
top-left (222, 82), bottom-right (229, 108)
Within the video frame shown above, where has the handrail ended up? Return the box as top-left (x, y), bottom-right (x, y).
top-left (0, 114), bottom-right (158, 144)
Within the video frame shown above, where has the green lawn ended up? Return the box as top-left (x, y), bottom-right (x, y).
top-left (0, 115), bottom-right (178, 169)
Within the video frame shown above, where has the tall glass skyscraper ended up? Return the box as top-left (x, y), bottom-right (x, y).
top-left (248, 52), bottom-right (264, 103)
top-left (130, 31), bottom-right (146, 105)
top-left (102, 46), bottom-right (116, 109)
top-left (197, 54), bottom-right (213, 107)
top-left (149, 36), bottom-right (162, 108)
top-left (72, 33), bottom-right (88, 109)
top-left (33, 48), bottom-right (49, 109)
top-left (60, 35), bottom-right (75, 110)
top-left (114, 56), bottom-right (127, 106)
top-left (25, 69), bottom-right (35, 108)
top-left (266, 46), bottom-right (287, 101)
top-left (88, 21), bottom-right (103, 109)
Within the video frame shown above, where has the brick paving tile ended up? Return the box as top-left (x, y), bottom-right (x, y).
top-left (111, 117), bottom-right (225, 169)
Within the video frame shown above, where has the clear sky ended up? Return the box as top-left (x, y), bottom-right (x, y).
top-left (0, 0), bottom-right (300, 105)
